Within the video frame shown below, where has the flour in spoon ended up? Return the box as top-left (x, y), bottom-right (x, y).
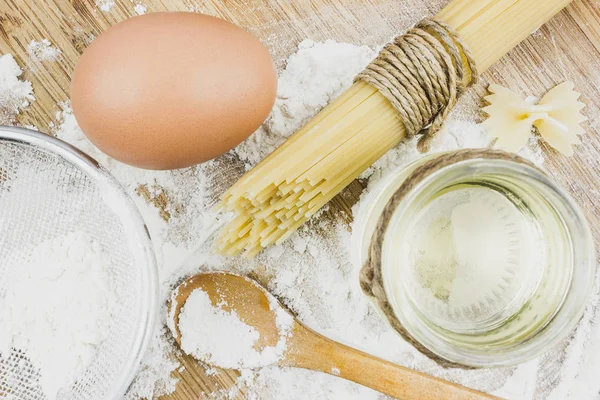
top-left (0, 231), bottom-right (118, 400)
top-left (175, 283), bottom-right (293, 370)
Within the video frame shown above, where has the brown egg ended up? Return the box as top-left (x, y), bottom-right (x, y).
top-left (71, 12), bottom-right (277, 170)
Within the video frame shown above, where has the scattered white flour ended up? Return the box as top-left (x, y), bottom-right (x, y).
top-left (53, 104), bottom-right (219, 400)
top-left (0, 54), bottom-right (34, 125)
top-left (54, 39), bottom-right (550, 400)
top-left (0, 232), bottom-right (117, 400)
top-left (177, 284), bottom-right (293, 369)
top-left (233, 40), bottom-right (376, 168)
top-left (4, 34), bottom-right (592, 400)
top-left (124, 325), bottom-right (179, 400)
top-left (96, 0), bottom-right (115, 12)
top-left (134, 3), bottom-right (147, 15)
top-left (26, 39), bottom-right (62, 63)
top-left (359, 121), bottom-right (544, 190)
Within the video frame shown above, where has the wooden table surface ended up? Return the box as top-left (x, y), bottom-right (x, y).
top-left (1, 0), bottom-right (600, 399)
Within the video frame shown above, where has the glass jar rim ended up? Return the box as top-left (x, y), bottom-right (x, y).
top-left (378, 156), bottom-right (596, 367)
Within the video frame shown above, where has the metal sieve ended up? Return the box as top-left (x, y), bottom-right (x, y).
top-left (0, 126), bottom-right (158, 399)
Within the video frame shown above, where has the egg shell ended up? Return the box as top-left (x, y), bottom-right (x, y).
top-left (71, 12), bottom-right (277, 170)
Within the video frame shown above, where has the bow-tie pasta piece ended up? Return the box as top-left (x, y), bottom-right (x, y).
top-left (534, 82), bottom-right (586, 156)
top-left (481, 82), bottom-right (586, 156)
top-left (481, 85), bottom-right (535, 152)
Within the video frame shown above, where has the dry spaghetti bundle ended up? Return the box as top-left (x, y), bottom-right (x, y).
top-left (217, 0), bottom-right (573, 257)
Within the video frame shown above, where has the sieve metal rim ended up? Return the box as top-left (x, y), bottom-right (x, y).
top-left (0, 125), bottom-right (159, 400)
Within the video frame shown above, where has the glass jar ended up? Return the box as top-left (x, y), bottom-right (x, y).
top-left (357, 149), bottom-right (595, 367)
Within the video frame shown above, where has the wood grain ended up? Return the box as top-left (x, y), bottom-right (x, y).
top-left (288, 322), bottom-right (501, 400)
top-left (1, 0), bottom-right (599, 399)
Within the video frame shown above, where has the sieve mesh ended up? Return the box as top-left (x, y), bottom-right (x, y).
top-left (0, 128), bottom-right (157, 400)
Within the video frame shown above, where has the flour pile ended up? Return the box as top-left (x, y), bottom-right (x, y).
top-left (175, 283), bottom-right (293, 370)
top-left (0, 232), bottom-right (117, 400)
top-left (27, 39), bottom-right (62, 64)
top-left (134, 4), bottom-right (147, 15)
top-left (233, 40), bottom-right (376, 167)
top-left (1, 33), bottom-right (596, 400)
top-left (96, 0), bottom-right (115, 12)
top-left (0, 54), bottom-right (34, 125)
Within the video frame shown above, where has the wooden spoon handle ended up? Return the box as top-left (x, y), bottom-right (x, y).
top-left (287, 326), bottom-right (502, 400)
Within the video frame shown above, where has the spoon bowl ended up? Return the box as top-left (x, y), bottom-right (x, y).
top-left (169, 271), bottom-right (282, 359)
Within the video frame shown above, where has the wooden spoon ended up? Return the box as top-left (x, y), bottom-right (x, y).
top-left (169, 272), bottom-right (502, 400)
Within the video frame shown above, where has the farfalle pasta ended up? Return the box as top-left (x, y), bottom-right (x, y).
top-left (482, 81), bottom-right (586, 156)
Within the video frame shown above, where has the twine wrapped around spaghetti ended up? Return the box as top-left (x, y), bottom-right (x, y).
top-left (216, 18), bottom-right (479, 257)
top-left (359, 149), bottom-right (538, 368)
top-left (217, 0), bottom-right (573, 258)
top-left (356, 19), bottom-right (478, 152)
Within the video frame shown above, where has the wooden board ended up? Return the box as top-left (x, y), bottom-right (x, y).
top-left (1, 0), bottom-right (599, 399)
